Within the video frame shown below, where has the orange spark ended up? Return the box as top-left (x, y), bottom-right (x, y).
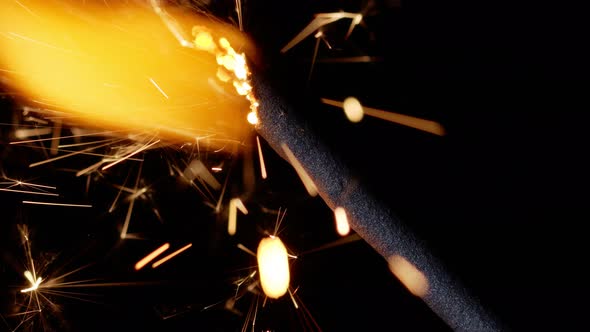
top-left (152, 243), bottom-right (193, 268)
top-left (135, 243), bottom-right (170, 270)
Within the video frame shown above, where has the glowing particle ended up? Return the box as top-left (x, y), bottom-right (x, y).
top-left (321, 98), bottom-right (446, 136)
top-left (149, 77), bottom-right (169, 99)
top-left (256, 135), bottom-right (267, 179)
top-left (388, 255), bottom-right (429, 297)
top-left (193, 28), bottom-right (216, 53)
top-left (257, 236), bottom-right (290, 299)
top-left (135, 243), bottom-right (170, 270)
top-left (342, 97), bottom-right (364, 122)
top-left (228, 198), bottom-right (248, 236)
top-left (22, 200), bottom-right (91, 207)
top-left (334, 207), bottom-right (350, 236)
top-left (21, 270), bottom-right (42, 293)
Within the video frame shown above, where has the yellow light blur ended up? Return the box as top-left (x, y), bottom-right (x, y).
top-left (334, 207), bottom-right (351, 236)
top-left (0, 1), bottom-right (256, 143)
top-left (388, 255), bottom-right (429, 297)
top-left (257, 236), bottom-right (290, 299)
top-left (342, 97), bottom-right (364, 122)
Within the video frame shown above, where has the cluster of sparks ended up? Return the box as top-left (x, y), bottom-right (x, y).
top-left (0, 0), bottom-right (446, 331)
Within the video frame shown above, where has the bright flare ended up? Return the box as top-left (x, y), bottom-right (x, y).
top-left (257, 236), bottom-right (290, 299)
top-left (0, 1), bottom-right (256, 143)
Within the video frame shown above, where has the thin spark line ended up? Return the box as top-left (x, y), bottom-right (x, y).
top-left (149, 77), bottom-right (169, 99)
top-left (120, 162), bottom-right (143, 239)
top-left (152, 243), bottom-right (193, 268)
top-left (135, 243), bottom-right (170, 270)
top-left (6, 32), bottom-right (73, 53)
top-left (256, 136), bottom-right (267, 179)
top-left (58, 137), bottom-right (118, 148)
top-left (10, 130), bottom-right (123, 144)
top-left (0, 188), bottom-right (58, 196)
top-left (102, 139), bottom-right (160, 171)
top-left (23, 201), bottom-right (92, 208)
top-left (237, 244), bottom-right (256, 257)
top-left (28, 139), bottom-right (125, 168)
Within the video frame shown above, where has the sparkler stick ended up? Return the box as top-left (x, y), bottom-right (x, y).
top-left (251, 72), bottom-right (502, 331)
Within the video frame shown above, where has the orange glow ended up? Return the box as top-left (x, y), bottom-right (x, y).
top-left (0, 1), bottom-right (256, 144)
top-left (257, 236), bottom-right (290, 299)
top-left (388, 255), bottom-right (429, 297)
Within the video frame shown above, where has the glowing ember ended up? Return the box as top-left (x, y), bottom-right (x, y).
top-left (257, 236), bottom-right (290, 299)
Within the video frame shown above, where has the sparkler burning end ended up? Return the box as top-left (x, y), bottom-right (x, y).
top-left (0, 0), bottom-right (256, 144)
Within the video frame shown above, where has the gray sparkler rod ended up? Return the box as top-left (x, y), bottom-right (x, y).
top-left (251, 72), bottom-right (503, 331)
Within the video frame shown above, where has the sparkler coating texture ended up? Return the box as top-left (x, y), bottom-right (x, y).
top-left (252, 72), bottom-right (502, 331)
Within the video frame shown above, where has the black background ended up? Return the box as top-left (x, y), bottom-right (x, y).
top-left (1, 0), bottom-right (588, 331)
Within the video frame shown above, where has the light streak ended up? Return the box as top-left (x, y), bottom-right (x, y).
top-left (228, 197), bottom-right (248, 235)
top-left (280, 143), bottom-right (318, 196)
top-left (333, 207), bottom-right (351, 236)
top-left (134, 243), bottom-right (170, 271)
top-left (321, 98), bottom-right (446, 136)
top-left (101, 139), bottom-right (160, 171)
top-left (22, 200), bottom-right (92, 208)
top-left (256, 135), bottom-right (267, 179)
top-left (257, 236), bottom-right (290, 299)
top-left (9, 130), bottom-right (123, 145)
top-left (20, 271), bottom-right (43, 293)
top-left (149, 77), bottom-right (169, 99)
top-left (49, 119), bottom-right (62, 155)
top-left (0, 188), bottom-right (58, 196)
top-left (28, 139), bottom-right (126, 168)
top-left (152, 243), bottom-right (193, 268)
top-left (237, 243), bottom-right (257, 257)
top-left (316, 55), bottom-right (384, 63)
top-left (13, 127), bottom-right (52, 139)
top-left (281, 12), bottom-right (363, 53)
top-left (288, 288), bottom-right (299, 309)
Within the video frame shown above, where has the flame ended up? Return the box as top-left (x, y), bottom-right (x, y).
top-left (0, 0), bottom-right (257, 143)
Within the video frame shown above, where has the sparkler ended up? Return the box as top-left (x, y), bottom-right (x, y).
top-left (0, 1), bottom-right (503, 331)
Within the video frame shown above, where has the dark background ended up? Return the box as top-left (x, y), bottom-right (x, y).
top-left (1, 0), bottom-right (588, 331)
